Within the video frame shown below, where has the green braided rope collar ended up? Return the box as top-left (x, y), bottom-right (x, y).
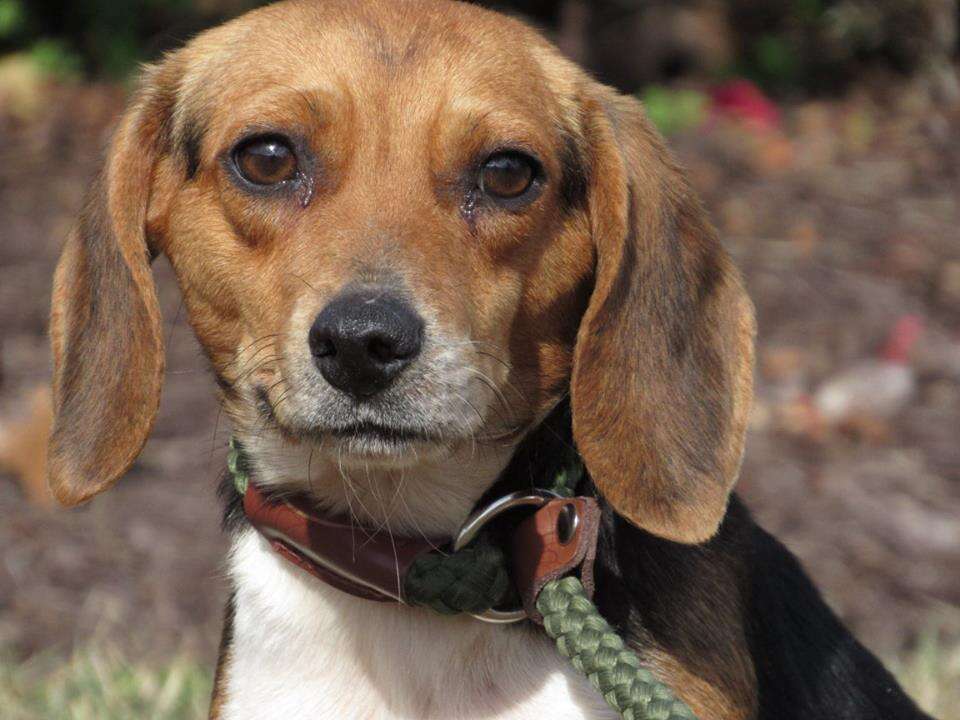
top-left (227, 437), bottom-right (698, 720)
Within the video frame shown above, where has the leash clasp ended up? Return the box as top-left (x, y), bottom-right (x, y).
top-left (453, 489), bottom-right (561, 624)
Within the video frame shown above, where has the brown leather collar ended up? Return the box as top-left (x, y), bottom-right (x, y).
top-left (242, 482), bottom-right (600, 623)
top-left (242, 483), bottom-right (440, 602)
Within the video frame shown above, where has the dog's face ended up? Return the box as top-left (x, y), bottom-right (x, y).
top-left (156, 3), bottom-right (595, 466)
top-left (48, 0), bottom-right (755, 542)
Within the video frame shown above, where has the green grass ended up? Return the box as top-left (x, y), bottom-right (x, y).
top-left (0, 631), bottom-right (956, 720)
top-left (0, 647), bottom-right (213, 720)
top-left (891, 626), bottom-right (960, 720)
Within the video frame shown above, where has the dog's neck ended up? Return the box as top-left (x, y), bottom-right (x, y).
top-left (234, 428), bottom-right (517, 538)
top-left (219, 404), bottom-right (619, 720)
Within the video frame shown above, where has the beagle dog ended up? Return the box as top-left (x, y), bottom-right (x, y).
top-left (47, 1), bottom-right (932, 718)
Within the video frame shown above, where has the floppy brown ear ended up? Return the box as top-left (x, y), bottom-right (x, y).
top-left (571, 89), bottom-right (756, 543)
top-left (48, 64), bottom-right (178, 506)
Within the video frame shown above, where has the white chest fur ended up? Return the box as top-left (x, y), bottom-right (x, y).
top-left (221, 529), bottom-right (617, 720)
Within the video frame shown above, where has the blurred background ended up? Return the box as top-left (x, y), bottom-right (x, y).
top-left (0, 0), bottom-right (958, 717)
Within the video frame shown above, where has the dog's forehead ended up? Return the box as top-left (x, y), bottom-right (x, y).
top-left (177, 0), bottom-right (552, 117)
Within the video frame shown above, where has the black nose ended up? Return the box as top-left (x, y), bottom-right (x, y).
top-left (309, 288), bottom-right (424, 399)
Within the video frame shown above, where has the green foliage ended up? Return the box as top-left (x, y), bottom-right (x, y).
top-left (28, 39), bottom-right (82, 81)
top-left (733, 0), bottom-right (954, 93)
top-left (0, 0), bottom-right (25, 40)
top-left (0, 0), bottom-right (269, 80)
top-left (640, 87), bottom-right (708, 136)
top-left (793, 0), bottom-right (825, 23)
top-left (753, 34), bottom-right (803, 88)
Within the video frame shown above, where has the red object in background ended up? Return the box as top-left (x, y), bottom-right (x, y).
top-left (881, 314), bottom-right (925, 364)
top-left (710, 79), bottom-right (781, 131)
top-left (813, 315), bottom-right (925, 426)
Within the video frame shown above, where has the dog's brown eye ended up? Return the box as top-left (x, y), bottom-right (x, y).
top-left (234, 137), bottom-right (298, 186)
top-left (480, 152), bottom-right (537, 200)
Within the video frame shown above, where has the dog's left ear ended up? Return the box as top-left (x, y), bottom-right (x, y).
top-left (571, 89), bottom-right (756, 544)
top-left (48, 61), bottom-right (180, 506)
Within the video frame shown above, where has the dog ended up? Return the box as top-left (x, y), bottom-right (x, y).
top-left (45, 1), bottom-right (933, 718)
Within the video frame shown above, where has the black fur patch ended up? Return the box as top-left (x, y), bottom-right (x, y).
top-left (592, 183), bottom-right (638, 332)
top-left (218, 471), bottom-right (246, 533)
top-left (558, 132), bottom-right (589, 211)
top-left (181, 118), bottom-right (205, 179)
top-left (482, 399), bottom-right (580, 501)
top-left (743, 518), bottom-right (931, 719)
top-left (209, 589), bottom-right (236, 711)
top-left (590, 485), bottom-right (932, 719)
top-left (213, 370), bottom-right (237, 399)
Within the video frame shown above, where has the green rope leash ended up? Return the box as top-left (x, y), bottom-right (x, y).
top-left (227, 438), bottom-right (698, 720)
top-left (540, 451), bottom-right (698, 719)
top-left (537, 577), bottom-right (697, 720)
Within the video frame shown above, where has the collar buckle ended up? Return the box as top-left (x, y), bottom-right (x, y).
top-left (452, 489), bottom-right (561, 623)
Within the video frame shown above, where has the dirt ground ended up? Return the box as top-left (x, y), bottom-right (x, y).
top-left (1, 77), bottom-right (958, 671)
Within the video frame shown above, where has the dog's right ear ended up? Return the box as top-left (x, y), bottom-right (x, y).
top-left (48, 61), bottom-right (181, 506)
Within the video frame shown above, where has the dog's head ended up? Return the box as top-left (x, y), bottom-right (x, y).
top-left (48, 0), bottom-right (754, 543)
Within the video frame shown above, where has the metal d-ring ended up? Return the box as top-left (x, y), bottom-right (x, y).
top-left (453, 489), bottom-right (560, 624)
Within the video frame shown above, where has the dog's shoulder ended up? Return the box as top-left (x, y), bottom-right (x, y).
top-left (594, 493), bottom-right (932, 720)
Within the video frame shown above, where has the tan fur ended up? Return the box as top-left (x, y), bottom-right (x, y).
top-left (0, 386), bottom-right (54, 506)
top-left (571, 89), bottom-right (756, 543)
top-left (48, 1), bottom-right (757, 716)
top-left (47, 60), bottom-right (184, 505)
top-left (645, 649), bottom-right (755, 720)
top-left (634, 558), bottom-right (759, 719)
top-left (208, 598), bottom-right (235, 720)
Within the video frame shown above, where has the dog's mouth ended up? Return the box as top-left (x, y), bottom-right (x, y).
top-left (325, 421), bottom-right (438, 445)
top-left (308, 421), bottom-right (448, 462)
top-left (255, 386), bottom-right (448, 456)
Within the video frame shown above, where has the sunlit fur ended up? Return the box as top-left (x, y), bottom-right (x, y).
top-left (49, 1), bottom-right (765, 718)
top-left (47, 1), bottom-right (934, 717)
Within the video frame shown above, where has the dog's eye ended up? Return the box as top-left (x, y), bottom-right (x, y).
top-left (234, 137), bottom-right (298, 186)
top-left (480, 152), bottom-right (537, 200)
